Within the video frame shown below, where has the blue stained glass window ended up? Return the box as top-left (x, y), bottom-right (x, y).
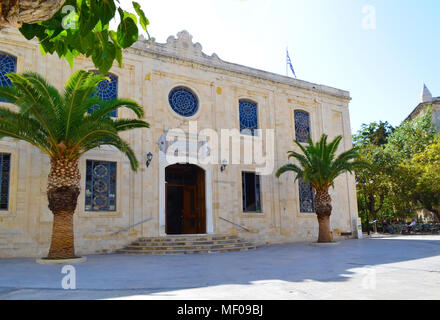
top-left (0, 154), bottom-right (11, 210)
top-left (88, 73), bottom-right (118, 117)
top-left (239, 100), bottom-right (258, 135)
top-left (299, 177), bottom-right (314, 213)
top-left (0, 54), bottom-right (17, 103)
top-left (294, 110), bottom-right (311, 143)
top-left (168, 87), bottom-right (199, 117)
top-left (85, 160), bottom-right (117, 212)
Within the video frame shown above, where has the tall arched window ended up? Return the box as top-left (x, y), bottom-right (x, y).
top-left (294, 110), bottom-right (311, 143)
top-left (298, 177), bottom-right (315, 213)
top-left (0, 53), bottom-right (17, 102)
top-left (88, 73), bottom-right (118, 117)
top-left (294, 110), bottom-right (314, 212)
top-left (239, 100), bottom-right (258, 135)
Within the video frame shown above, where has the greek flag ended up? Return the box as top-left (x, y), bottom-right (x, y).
top-left (286, 49), bottom-right (297, 78)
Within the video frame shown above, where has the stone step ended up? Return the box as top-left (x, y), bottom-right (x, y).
top-left (137, 237), bottom-right (238, 243)
top-left (139, 234), bottom-right (238, 241)
top-left (123, 242), bottom-right (255, 251)
top-left (116, 245), bottom-right (257, 255)
top-left (115, 234), bottom-right (257, 255)
top-left (131, 239), bottom-right (244, 246)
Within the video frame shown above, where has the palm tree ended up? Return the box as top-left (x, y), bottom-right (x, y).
top-left (276, 134), bottom-right (366, 243)
top-left (0, 70), bottom-right (149, 259)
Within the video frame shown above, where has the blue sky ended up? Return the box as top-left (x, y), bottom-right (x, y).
top-left (127, 0), bottom-right (440, 133)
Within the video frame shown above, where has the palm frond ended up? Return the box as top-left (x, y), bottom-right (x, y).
top-left (287, 150), bottom-right (311, 169)
top-left (63, 70), bottom-right (104, 140)
top-left (0, 70), bottom-right (149, 173)
top-left (0, 86), bottom-right (20, 104)
top-left (277, 134), bottom-right (368, 191)
top-left (5, 73), bottom-right (60, 152)
top-left (0, 108), bottom-right (53, 155)
top-left (78, 135), bottom-right (139, 171)
top-left (87, 98), bottom-right (145, 121)
top-left (275, 163), bottom-right (304, 178)
top-left (112, 119), bottom-right (150, 132)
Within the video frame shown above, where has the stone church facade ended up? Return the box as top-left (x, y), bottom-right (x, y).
top-left (0, 28), bottom-right (358, 258)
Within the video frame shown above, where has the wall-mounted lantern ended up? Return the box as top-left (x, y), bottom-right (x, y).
top-left (146, 152), bottom-right (153, 168)
top-left (220, 159), bottom-right (228, 172)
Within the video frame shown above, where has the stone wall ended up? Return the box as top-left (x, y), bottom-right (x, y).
top-left (0, 29), bottom-right (358, 258)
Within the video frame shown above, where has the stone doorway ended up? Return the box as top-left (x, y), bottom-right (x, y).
top-left (165, 164), bottom-right (206, 235)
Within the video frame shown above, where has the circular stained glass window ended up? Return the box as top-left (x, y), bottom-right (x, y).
top-left (96, 74), bottom-right (118, 101)
top-left (168, 87), bottom-right (199, 117)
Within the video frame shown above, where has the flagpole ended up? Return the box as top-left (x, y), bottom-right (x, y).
top-left (286, 47), bottom-right (288, 77)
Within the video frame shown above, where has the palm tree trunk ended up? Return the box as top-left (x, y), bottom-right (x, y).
top-left (315, 189), bottom-right (333, 243)
top-left (48, 207), bottom-right (75, 258)
top-left (46, 157), bottom-right (80, 259)
top-left (0, 0), bottom-right (66, 28)
top-left (317, 215), bottom-right (332, 242)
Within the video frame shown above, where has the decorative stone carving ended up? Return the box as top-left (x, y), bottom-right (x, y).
top-left (132, 30), bottom-right (350, 100)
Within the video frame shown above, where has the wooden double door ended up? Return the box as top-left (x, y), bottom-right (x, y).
top-left (165, 164), bottom-right (206, 235)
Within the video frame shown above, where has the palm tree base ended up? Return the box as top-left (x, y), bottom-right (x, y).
top-left (317, 215), bottom-right (333, 243)
top-left (310, 241), bottom-right (341, 246)
top-left (36, 256), bottom-right (87, 264)
top-left (47, 185), bottom-right (80, 259)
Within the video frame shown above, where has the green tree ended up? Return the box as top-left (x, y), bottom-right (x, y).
top-left (403, 138), bottom-right (440, 222)
top-left (276, 134), bottom-right (366, 243)
top-left (353, 121), bottom-right (394, 231)
top-left (0, 70), bottom-right (149, 259)
top-left (385, 108), bottom-right (436, 161)
top-left (354, 121), bottom-right (394, 147)
top-left (7, 1), bottom-right (150, 74)
top-left (384, 108), bottom-right (437, 220)
top-left (353, 109), bottom-right (438, 228)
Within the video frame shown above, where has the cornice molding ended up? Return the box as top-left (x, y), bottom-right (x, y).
top-left (130, 30), bottom-right (351, 100)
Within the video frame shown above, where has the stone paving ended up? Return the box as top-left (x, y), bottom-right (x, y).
top-left (0, 235), bottom-right (439, 300)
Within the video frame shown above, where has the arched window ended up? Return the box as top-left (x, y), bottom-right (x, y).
top-left (88, 73), bottom-right (118, 117)
top-left (239, 100), bottom-right (258, 135)
top-left (294, 111), bottom-right (314, 212)
top-left (294, 110), bottom-right (311, 143)
top-left (0, 53), bottom-right (17, 102)
top-left (298, 177), bottom-right (314, 213)
top-left (85, 160), bottom-right (117, 211)
top-left (168, 87), bottom-right (199, 117)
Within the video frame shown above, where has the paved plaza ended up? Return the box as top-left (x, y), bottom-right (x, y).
top-left (0, 235), bottom-right (439, 300)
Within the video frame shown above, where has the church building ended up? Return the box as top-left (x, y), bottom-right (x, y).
top-left (406, 84), bottom-right (440, 129)
top-left (0, 29), bottom-right (358, 257)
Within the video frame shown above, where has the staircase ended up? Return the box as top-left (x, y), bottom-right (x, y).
top-left (116, 234), bottom-right (257, 255)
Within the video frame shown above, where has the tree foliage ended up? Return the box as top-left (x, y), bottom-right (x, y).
top-left (405, 138), bottom-right (440, 221)
top-left (353, 121), bottom-right (395, 228)
top-left (0, 70), bottom-right (150, 170)
top-left (277, 134), bottom-right (367, 242)
top-left (18, 0), bottom-right (149, 74)
top-left (354, 108), bottom-right (439, 227)
top-left (277, 134), bottom-right (366, 191)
